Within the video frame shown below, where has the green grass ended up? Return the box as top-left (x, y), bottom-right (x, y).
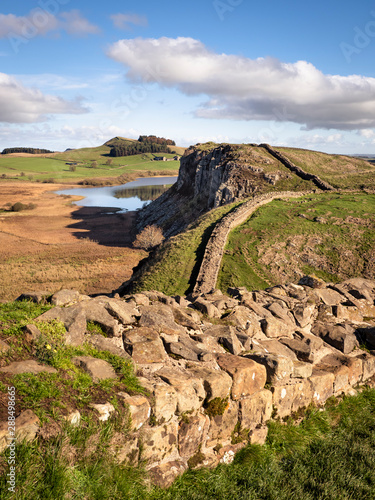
top-left (218, 192), bottom-right (375, 291)
top-left (132, 201), bottom-right (243, 296)
top-left (0, 301), bottom-right (145, 424)
top-left (0, 149), bottom-right (180, 183)
top-left (278, 146), bottom-right (375, 189)
top-left (2, 387), bottom-right (375, 498)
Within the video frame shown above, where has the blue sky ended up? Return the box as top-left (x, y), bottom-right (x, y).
top-left (1, 0), bottom-right (375, 154)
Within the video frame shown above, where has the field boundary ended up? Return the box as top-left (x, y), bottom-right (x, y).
top-left (193, 190), bottom-right (311, 294)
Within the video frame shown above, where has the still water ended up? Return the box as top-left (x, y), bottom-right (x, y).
top-left (56, 176), bottom-right (177, 212)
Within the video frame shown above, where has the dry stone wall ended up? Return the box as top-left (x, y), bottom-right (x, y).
top-left (259, 144), bottom-right (335, 191)
top-left (193, 191), bottom-right (310, 295)
top-left (2, 279), bottom-right (375, 487)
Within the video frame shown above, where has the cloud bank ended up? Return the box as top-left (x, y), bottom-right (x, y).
top-left (0, 73), bottom-right (87, 123)
top-left (0, 9), bottom-right (100, 39)
top-left (107, 37), bottom-right (375, 130)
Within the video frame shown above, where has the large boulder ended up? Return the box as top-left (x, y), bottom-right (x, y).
top-left (216, 353), bottom-right (267, 400)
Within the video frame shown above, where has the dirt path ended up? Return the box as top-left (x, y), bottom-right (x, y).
top-left (0, 182), bottom-right (144, 301)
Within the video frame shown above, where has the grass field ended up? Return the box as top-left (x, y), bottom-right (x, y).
top-left (0, 152), bottom-right (180, 183)
top-left (218, 192), bottom-right (375, 291)
top-left (0, 302), bottom-right (375, 499)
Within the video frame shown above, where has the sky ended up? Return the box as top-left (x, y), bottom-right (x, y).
top-left (0, 0), bottom-right (375, 154)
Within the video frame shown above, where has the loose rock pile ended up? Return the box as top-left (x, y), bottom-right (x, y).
top-left (2, 278), bottom-right (375, 487)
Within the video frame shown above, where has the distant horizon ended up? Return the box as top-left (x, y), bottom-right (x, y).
top-left (2, 136), bottom-right (375, 158)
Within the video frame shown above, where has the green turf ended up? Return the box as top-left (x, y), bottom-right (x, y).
top-left (0, 149), bottom-right (180, 183)
top-left (218, 192), bottom-right (375, 291)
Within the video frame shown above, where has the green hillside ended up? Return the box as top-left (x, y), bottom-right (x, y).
top-left (218, 192), bottom-right (375, 291)
top-left (0, 137), bottom-right (183, 184)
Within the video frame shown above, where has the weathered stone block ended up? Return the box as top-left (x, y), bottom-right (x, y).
top-left (216, 353), bottom-right (267, 400)
top-left (205, 400), bottom-right (239, 447)
top-left (156, 367), bottom-right (205, 413)
top-left (249, 426), bottom-right (268, 445)
top-left (272, 380), bottom-right (313, 418)
top-left (309, 369), bottom-right (335, 405)
top-left (72, 356), bottom-right (117, 382)
top-left (187, 366), bottom-right (232, 401)
top-left (252, 339), bottom-right (298, 361)
top-left (141, 418), bottom-right (179, 465)
top-left (152, 382), bottom-right (178, 423)
top-left (244, 352), bottom-right (293, 384)
top-left (51, 289), bottom-right (79, 307)
top-left (261, 316), bottom-right (294, 339)
top-left (139, 304), bottom-right (185, 334)
top-left (123, 328), bottom-right (167, 364)
top-left (193, 298), bottom-right (221, 319)
top-left (315, 288), bottom-right (345, 306)
top-left (0, 360), bottom-right (57, 375)
top-left (118, 393), bottom-right (151, 430)
top-left (204, 325), bottom-right (243, 355)
top-left (225, 306), bottom-right (263, 337)
top-left (178, 413), bottom-right (210, 458)
top-left (279, 338), bottom-right (311, 362)
top-left (148, 460), bottom-right (188, 489)
top-left (311, 322), bottom-right (357, 354)
top-left (292, 361), bottom-right (313, 379)
top-left (239, 389), bottom-right (273, 430)
top-left (333, 304), bottom-right (363, 322)
top-left (268, 302), bottom-right (296, 326)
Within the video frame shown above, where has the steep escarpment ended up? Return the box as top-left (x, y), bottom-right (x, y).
top-left (136, 143), bottom-right (311, 237)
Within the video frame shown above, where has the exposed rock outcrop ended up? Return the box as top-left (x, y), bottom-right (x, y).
top-left (136, 143), bottom-right (314, 238)
top-left (3, 277), bottom-right (375, 486)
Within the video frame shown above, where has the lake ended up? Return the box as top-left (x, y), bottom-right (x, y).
top-left (56, 176), bottom-right (177, 212)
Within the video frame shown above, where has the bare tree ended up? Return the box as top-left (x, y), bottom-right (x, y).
top-left (133, 225), bottom-right (164, 251)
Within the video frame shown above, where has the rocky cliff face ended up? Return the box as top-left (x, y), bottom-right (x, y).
top-left (136, 143), bottom-right (290, 237)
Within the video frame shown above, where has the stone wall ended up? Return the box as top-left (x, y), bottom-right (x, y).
top-left (259, 144), bottom-right (335, 191)
top-left (193, 191), bottom-right (310, 295)
top-left (3, 279), bottom-right (375, 487)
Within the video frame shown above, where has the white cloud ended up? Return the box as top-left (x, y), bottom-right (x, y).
top-left (0, 73), bottom-right (88, 123)
top-left (0, 10), bottom-right (58, 37)
top-left (110, 13), bottom-right (148, 30)
top-left (0, 123), bottom-right (139, 151)
top-left (358, 129), bottom-right (375, 138)
top-left (0, 9), bottom-right (100, 39)
top-left (59, 10), bottom-right (101, 36)
top-left (107, 37), bottom-right (375, 131)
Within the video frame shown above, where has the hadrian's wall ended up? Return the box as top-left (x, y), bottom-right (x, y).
top-left (2, 278), bottom-right (375, 487)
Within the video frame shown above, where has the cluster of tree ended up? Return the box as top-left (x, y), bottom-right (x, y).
top-left (109, 142), bottom-right (168, 157)
top-left (138, 135), bottom-right (176, 146)
top-left (1, 147), bottom-right (53, 155)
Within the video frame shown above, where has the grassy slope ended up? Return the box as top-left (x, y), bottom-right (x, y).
top-left (278, 146), bottom-right (375, 189)
top-left (1, 302), bottom-right (375, 499)
top-left (131, 201), bottom-right (243, 296)
top-left (218, 192), bottom-right (375, 291)
top-left (0, 140), bottom-right (182, 183)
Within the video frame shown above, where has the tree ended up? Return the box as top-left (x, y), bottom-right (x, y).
top-left (133, 225), bottom-right (164, 251)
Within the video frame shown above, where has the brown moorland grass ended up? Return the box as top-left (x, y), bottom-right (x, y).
top-left (0, 182), bottom-right (145, 301)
